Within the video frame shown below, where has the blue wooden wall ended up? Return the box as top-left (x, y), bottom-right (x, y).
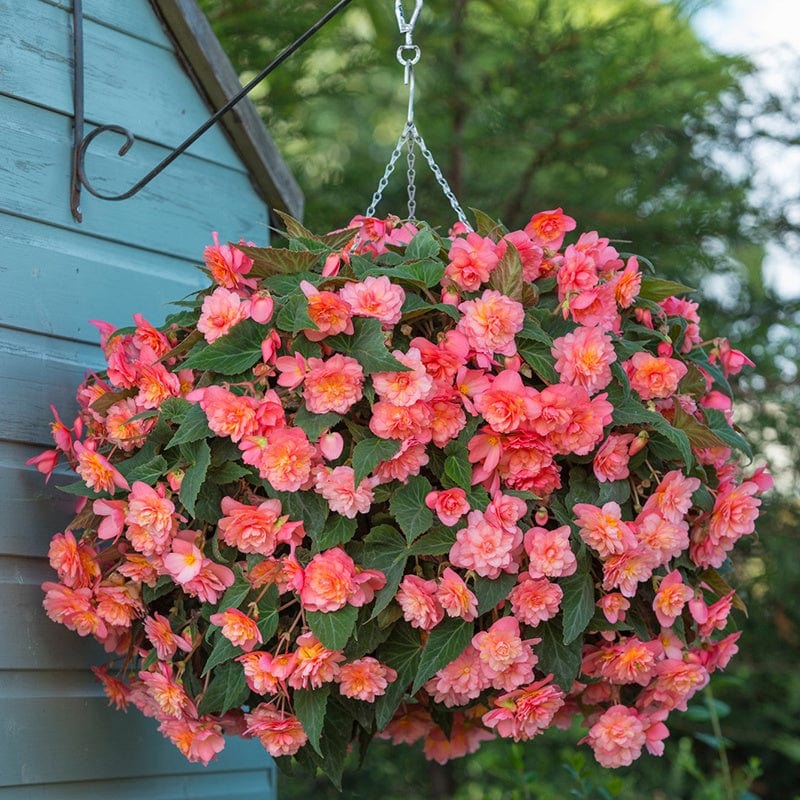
top-left (0, 0), bottom-right (276, 796)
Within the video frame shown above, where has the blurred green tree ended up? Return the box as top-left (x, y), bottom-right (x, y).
top-left (198, 1), bottom-right (800, 797)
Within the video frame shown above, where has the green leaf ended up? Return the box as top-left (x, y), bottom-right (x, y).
top-left (408, 527), bottom-right (456, 556)
top-left (412, 617), bottom-right (474, 693)
top-left (518, 315), bottom-right (554, 346)
top-left (362, 525), bottom-right (409, 619)
top-left (166, 403), bottom-right (212, 448)
top-left (316, 700), bottom-right (354, 789)
top-left (236, 244), bottom-right (320, 278)
top-left (120, 454), bottom-right (168, 486)
top-left (489, 240), bottom-right (524, 301)
top-left (518, 339), bottom-right (559, 384)
top-left (375, 622), bottom-right (423, 729)
top-left (638, 276), bottom-right (696, 302)
top-left (294, 685), bottom-right (330, 755)
top-left (271, 489), bottom-right (329, 540)
top-left (470, 208), bottom-right (506, 239)
top-left (535, 617), bottom-right (583, 691)
top-left (208, 462), bottom-right (252, 484)
top-left (559, 555), bottom-right (595, 645)
top-left (389, 260), bottom-right (445, 288)
top-left (473, 572), bottom-right (518, 614)
top-left (293, 406), bottom-right (340, 442)
top-left (179, 439), bottom-right (211, 515)
top-left (352, 437), bottom-right (402, 485)
top-left (443, 454), bottom-right (473, 492)
top-left (390, 475), bottom-right (434, 544)
top-left (313, 514), bottom-right (358, 552)
top-left (142, 575), bottom-right (174, 605)
top-left (217, 570), bottom-right (252, 612)
top-left (703, 407), bottom-right (754, 460)
top-left (275, 291), bottom-right (316, 334)
top-left (196, 660), bottom-right (249, 715)
top-left (405, 228), bottom-right (442, 260)
top-left (307, 605), bottom-right (359, 650)
top-left (202, 633), bottom-right (240, 676)
top-left (612, 396), bottom-right (693, 468)
top-left (180, 319), bottom-right (267, 375)
top-left (672, 403), bottom-right (731, 452)
top-left (327, 317), bottom-right (411, 374)
top-left (256, 584), bottom-right (280, 640)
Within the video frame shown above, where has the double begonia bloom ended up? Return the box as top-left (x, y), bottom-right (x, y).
top-left (425, 487), bottom-right (470, 527)
top-left (143, 612), bottom-right (194, 661)
top-left (300, 280), bottom-right (353, 340)
top-left (197, 286), bottom-right (249, 343)
top-left (188, 385), bottom-right (260, 443)
top-left (524, 207), bottom-right (576, 249)
top-left (444, 232), bottom-right (505, 291)
top-left (653, 570), bottom-right (694, 628)
top-left (473, 370), bottom-right (538, 433)
top-left (552, 325), bottom-right (617, 395)
top-left (240, 426), bottom-right (316, 492)
top-left (159, 716), bottom-right (226, 766)
top-left (300, 547), bottom-right (385, 613)
top-left (218, 496), bottom-right (303, 555)
top-left (288, 632), bottom-right (346, 690)
top-left (303, 354), bottom-right (364, 415)
top-left (395, 574), bottom-right (445, 630)
top-left (436, 568), bottom-right (478, 622)
top-left (426, 645), bottom-right (488, 707)
top-left (338, 275), bottom-right (405, 326)
top-left (642, 470), bottom-right (701, 524)
top-left (372, 348), bottom-right (433, 407)
top-left (315, 465), bottom-right (374, 518)
top-left (245, 703), bottom-right (308, 757)
top-left (209, 607), bottom-right (263, 652)
top-left (623, 351), bottom-right (688, 400)
top-left (48, 530), bottom-right (100, 589)
top-left (457, 290), bottom-right (525, 360)
top-left (203, 231), bottom-right (254, 290)
top-left (593, 433), bottom-right (635, 483)
top-left (74, 440), bottom-right (130, 495)
top-left (573, 502), bottom-right (637, 559)
top-left (482, 676), bottom-right (565, 741)
top-left (584, 704), bottom-right (648, 768)
top-left (524, 525), bottom-right (577, 579)
top-left (450, 509), bottom-right (523, 579)
top-left (509, 575), bottom-right (563, 626)
top-left (337, 657), bottom-right (397, 702)
top-left (471, 616), bottom-right (537, 690)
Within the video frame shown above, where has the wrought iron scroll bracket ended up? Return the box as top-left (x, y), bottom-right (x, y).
top-left (69, 0), bottom-right (353, 223)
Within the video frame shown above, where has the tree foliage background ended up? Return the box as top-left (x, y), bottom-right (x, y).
top-left (198, 1), bottom-right (800, 797)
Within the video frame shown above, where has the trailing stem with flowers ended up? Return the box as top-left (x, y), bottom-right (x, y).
top-left (31, 208), bottom-right (769, 786)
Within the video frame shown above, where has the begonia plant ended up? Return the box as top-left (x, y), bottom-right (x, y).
top-left (31, 208), bottom-right (769, 786)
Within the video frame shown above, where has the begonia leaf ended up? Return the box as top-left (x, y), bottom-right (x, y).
top-left (217, 569), bottom-right (252, 613)
top-left (180, 318), bottom-right (267, 375)
top-left (473, 572), bottom-right (518, 614)
top-left (257, 584), bottom-right (280, 641)
top-left (407, 526), bottom-right (456, 556)
top-left (327, 317), bottom-right (411, 374)
top-left (375, 622), bottom-right (423, 729)
top-left (294, 685), bottom-right (330, 755)
top-left (293, 407), bottom-right (340, 442)
top-left (412, 617), bottom-right (474, 694)
top-left (179, 439), bottom-right (211, 515)
top-left (236, 245), bottom-right (321, 278)
top-left (208, 462), bottom-right (252, 485)
top-left (307, 605), bottom-right (359, 651)
top-left (405, 228), bottom-right (442, 260)
top-left (141, 575), bottom-right (174, 605)
top-left (703, 407), bottom-right (754, 460)
top-left (489, 240), bottom-right (524, 301)
top-left (362, 525), bottom-right (409, 619)
top-left (470, 208), bottom-right (506, 239)
top-left (119, 454), bottom-right (168, 486)
top-left (316, 700), bottom-right (355, 789)
top-left (560, 554), bottom-right (595, 645)
top-left (271, 488), bottom-right (329, 540)
top-left (275, 291), bottom-right (316, 334)
top-left (313, 515), bottom-right (358, 553)
top-left (390, 475), bottom-right (435, 544)
top-left (672, 402), bottom-right (731, 452)
top-left (197, 660), bottom-right (249, 715)
top-left (352, 437), bottom-right (402, 485)
top-left (166, 402), bottom-right (212, 448)
top-left (518, 339), bottom-right (559, 384)
top-left (202, 633), bottom-right (240, 675)
top-left (345, 610), bottom-right (395, 660)
top-left (443, 454), bottom-right (472, 491)
top-left (535, 617), bottom-right (583, 691)
top-left (638, 276), bottom-right (696, 302)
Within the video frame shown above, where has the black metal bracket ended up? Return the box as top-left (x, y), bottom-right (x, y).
top-left (69, 0), bottom-right (353, 223)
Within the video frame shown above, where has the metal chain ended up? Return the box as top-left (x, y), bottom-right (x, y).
top-left (363, 0), bottom-right (473, 230)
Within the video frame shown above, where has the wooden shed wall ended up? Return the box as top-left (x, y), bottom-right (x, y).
top-left (0, 0), bottom-right (275, 795)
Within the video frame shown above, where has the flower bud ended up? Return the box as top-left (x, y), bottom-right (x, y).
top-left (534, 507), bottom-right (549, 526)
top-left (167, 469), bottom-right (184, 492)
top-left (319, 432), bottom-right (344, 461)
top-left (629, 431), bottom-right (649, 456)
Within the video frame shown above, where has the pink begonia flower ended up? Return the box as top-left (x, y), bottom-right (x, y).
top-left (714, 338), bottom-right (755, 377)
top-left (260, 328), bottom-right (282, 363)
top-left (73, 440), bottom-right (130, 495)
top-left (159, 716), bottom-right (226, 766)
top-left (314, 465), bottom-right (373, 518)
top-left (423, 713), bottom-right (495, 764)
top-left (373, 439), bottom-right (429, 484)
top-left (163, 537), bottom-right (204, 584)
top-left (623, 351), bottom-right (688, 400)
top-left (93, 498), bottom-right (127, 540)
top-left (557, 244), bottom-right (599, 302)
top-left (369, 399), bottom-right (433, 442)
top-left (503, 230), bottom-right (544, 281)
top-left (48, 531), bottom-right (99, 589)
top-left (444, 232), bottom-right (505, 291)
top-left (143, 612), bottom-right (193, 661)
top-left (411, 329), bottom-right (470, 384)
top-left (524, 525), bottom-right (577, 579)
top-left (597, 592), bottom-right (631, 625)
top-left (457, 290), bottom-right (525, 361)
top-left (338, 275), bottom-right (405, 326)
top-left (660, 296), bottom-right (702, 352)
top-left (376, 706), bottom-right (436, 746)
top-left (218, 496), bottom-right (303, 556)
top-left (337, 657), bottom-right (397, 702)
top-left (472, 616), bottom-right (538, 691)
top-left (203, 231), bottom-right (254, 290)
top-left (126, 481), bottom-right (176, 542)
top-left (428, 392), bottom-right (468, 448)
top-left (372, 348), bottom-right (433, 407)
top-left (303, 353), bottom-right (364, 415)
top-left (510, 575), bottom-right (563, 626)
top-left (245, 703), bottom-right (308, 757)
top-left (573, 502), bottom-right (637, 559)
top-left (482, 675), bottom-right (565, 741)
top-left (238, 650), bottom-right (298, 695)
top-left (584, 704), bottom-right (647, 768)
top-left (197, 286), bottom-right (249, 343)
top-left (653, 570), bottom-right (694, 628)
top-left (247, 290), bottom-right (274, 324)
top-left (425, 645), bottom-right (488, 707)
top-left (524, 207), bottom-right (576, 249)
top-left (300, 280), bottom-right (353, 341)
top-left (473, 370), bottom-right (538, 433)
top-left (104, 397), bottom-right (154, 451)
top-left (611, 256), bottom-right (642, 308)
top-left (135, 361), bottom-right (181, 410)
top-left (636, 511), bottom-right (689, 564)
top-left (593, 433), bottom-right (635, 483)
top-left (300, 547), bottom-right (385, 613)
top-left (436, 568), bottom-right (478, 621)
top-left (395, 574), bottom-right (444, 630)
top-left (567, 283), bottom-right (619, 329)
top-left (287, 631), bottom-right (346, 690)
top-left (210, 607), bottom-right (263, 652)
top-left (138, 662), bottom-right (194, 719)
top-left (552, 325), bottom-right (617, 395)
top-left (641, 470), bottom-right (701, 524)
top-left (240, 426), bottom-right (316, 492)
top-left (425, 487), bottom-right (470, 527)
top-left (25, 448), bottom-right (60, 481)
top-left (602, 546), bottom-right (660, 597)
top-left (188, 385), bottom-right (260, 443)
top-left (450, 509), bottom-right (522, 579)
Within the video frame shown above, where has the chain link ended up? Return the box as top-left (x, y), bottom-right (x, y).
top-left (363, 0), bottom-right (472, 230)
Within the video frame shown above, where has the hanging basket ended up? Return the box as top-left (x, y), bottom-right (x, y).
top-left (32, 209), bottom-right (768, 781)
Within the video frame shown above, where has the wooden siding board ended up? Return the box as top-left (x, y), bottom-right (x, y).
top-left (0, 96), bottom-right (270, 259)
top-left (2, 0), bottom-right (241, 167)
top-left (0, 213), bottom-right (206, 344)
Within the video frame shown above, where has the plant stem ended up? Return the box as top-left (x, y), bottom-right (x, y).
top-left (704, 684), bottom-right (734, 800)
